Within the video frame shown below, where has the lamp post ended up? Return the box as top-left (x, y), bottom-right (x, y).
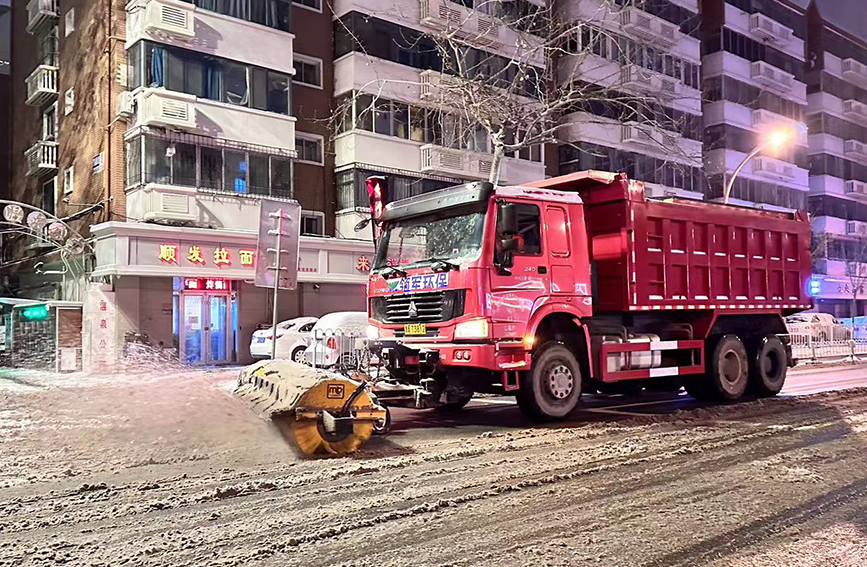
top-left (723, 129), bottom-right (793, 205)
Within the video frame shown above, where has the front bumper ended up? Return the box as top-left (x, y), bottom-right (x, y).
top-left (372, 339), bottom-right (530, 372)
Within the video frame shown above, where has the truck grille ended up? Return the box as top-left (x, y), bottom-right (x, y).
top-left (371, 290), bottom-right (465, 324)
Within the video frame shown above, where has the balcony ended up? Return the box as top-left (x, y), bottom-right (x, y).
top-left (749, 12), bottom-right (792, 44)
top-left (750, 61), bottom-right (794, 92)
top-left (126, 0), bottom-right (294, 75)
top-left (842, 58), bottom-right (867, 90)
top-left (619, 65), bottom-right (680, 98)
top-left (845, 139), bottom-right (867, 163)
top-left (25, 141), bottom-right (58, 177)
top-left (752, 156), bottom-right (795, 180)
top-left (843, 99), bottom-right (867, 127)
top-left (845, 180), bottom-right (867, 199)
top-left (26, 0), bottom-right (58, 35)
top-left (417, 0), bottom-right (544, 67)
top-left (619, 6), bottom-right (679, 48)
top-left (133, 88), bottom-right (296, 153)
top-left (420, 144), bottom-right (496, 182)
top-left (25, 65), bottom-right (58, 106)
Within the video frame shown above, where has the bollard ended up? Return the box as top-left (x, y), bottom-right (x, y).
top-left (849, 339), bottom-right (859, 363)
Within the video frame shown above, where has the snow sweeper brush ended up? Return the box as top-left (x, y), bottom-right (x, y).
top-left (234, 360), bottom-right (389, 456)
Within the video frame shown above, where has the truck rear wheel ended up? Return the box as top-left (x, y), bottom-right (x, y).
top-left (749, 335), bottom-right (787, 397)
top-left (516, 342), bottom-right (582, 422)
top-left (706, 334), bottom-right (749, 401)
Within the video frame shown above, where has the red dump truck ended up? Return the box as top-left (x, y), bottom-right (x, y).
top-left (366, 171), bottom-right (813, 421)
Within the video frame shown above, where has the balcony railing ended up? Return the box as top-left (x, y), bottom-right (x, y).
top-left (842, 58), bottom-right (867, 89)
top-left (25, 141), bottom-right (58, 177)
top-left (750, 61), bottom-right (794, 91)
top-left (619, 6), bottom-right (679, 48)
top-left (26, 0), bottom-right (58, 35)
top-left (419, 0), bottom-right (500, 43)
top-left (25, 65), bottom-right (58, 106)
top-left (843, 99), bottom-right (867, 127)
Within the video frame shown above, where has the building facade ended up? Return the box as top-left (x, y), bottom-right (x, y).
top-left (700, 0), bottom-right (810, 210)
top-left (803, 0), bottom-right (867, 317)
top-left (0, 0), bottom-right (10, 207)
top-left (556, 0), bottom-right (705, 200)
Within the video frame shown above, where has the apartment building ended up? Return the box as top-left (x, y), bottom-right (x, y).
top-left (556, 0), bottom-right (705, 199)
top-left (5, 0), bottom-right (372, 368)
top-left (0, 0), bottom-right (10, 204)
top-left (802, 0), bottom-right (867, 316)
top-left (700, 0), bottom-right (809, 210)
top-left (328, 0), bottom-right (549, 238)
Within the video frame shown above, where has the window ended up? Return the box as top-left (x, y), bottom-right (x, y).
top-left (271, 158), bottom-right (292, 197)
top-left (64, 8), bottom-right (74, 37)
top-left (505, 204), bottom-right (542, 255)
top-left (293, 0), bottom-right (322, 12)
top-left (186, 0), bottom-right (291, 31)
top-left (200, 147), bottom-right (223, 190)
top-left (43, 105), bottom-right (57, 141)
top-left (63, 167), bottom-right (74, 195)
top-left (42, 179), bottom-right (56, 216)
top-left (302, 212), bottom-right (325, 235)
top-left (225, 151), bottom-right (248, 193)
top-left (293, 56), bottom-right (322, 88)
top-left (295, 134), bottom-right (324, 165)
top-left (126, 137), bottom-right (142, 187)
top-left (64, 88), bottom-right (74, 116)
top-left (140, 42), bottom-right (291, 114)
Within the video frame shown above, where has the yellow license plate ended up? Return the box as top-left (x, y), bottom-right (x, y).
top-left (404, 323), bottom-right (427, 336)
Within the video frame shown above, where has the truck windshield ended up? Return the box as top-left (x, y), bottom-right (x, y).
top-left (374, 211), bottom-right (486, 270)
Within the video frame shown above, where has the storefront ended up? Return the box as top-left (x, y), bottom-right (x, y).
top-left (88, 222), bottom-right (374, 369)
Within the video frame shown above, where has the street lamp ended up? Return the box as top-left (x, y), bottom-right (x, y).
top-left (723, 128), bottom-right (794, 205)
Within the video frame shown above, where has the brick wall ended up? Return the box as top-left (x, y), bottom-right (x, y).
top-left (292, 3), bottom-right (335, 235)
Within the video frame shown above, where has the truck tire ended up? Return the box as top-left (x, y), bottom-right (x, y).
top-left (749, 335), bottom-right (787, 397)
top-left (435, 394), bottom-right (473, 411)
top-left (706, 334), bottom-right (749, 401)
top-left (516, 341), bottom-right (582, 422)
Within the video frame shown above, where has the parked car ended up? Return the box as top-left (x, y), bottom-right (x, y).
top-left (785, 313), bottom-right (853, 341)
top-left (304, 311), bottom-right (369, 371)
top-left (250, 317), bottom-right (318, 362)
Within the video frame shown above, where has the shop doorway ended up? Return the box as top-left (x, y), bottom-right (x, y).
top-left (174, 278), bottom-right (236, 364)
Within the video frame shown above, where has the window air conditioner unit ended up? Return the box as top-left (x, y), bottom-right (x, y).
top-left (141, 90), bottom-right (196, 130)
top-left (846, 180), bottom-right (867, 197)
top-left (144, 0), bottom-right (195, 39)
top-left (116, 91), bottom-right (135, 120)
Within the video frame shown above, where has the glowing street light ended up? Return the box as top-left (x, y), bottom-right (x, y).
top-left (723, 127), bottom-right (797, 205)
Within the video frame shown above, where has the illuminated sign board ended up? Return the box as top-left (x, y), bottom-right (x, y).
top-left (183, 278), bottom-right (229, 291)
top-left (21, 305), bottom-right (49, 320)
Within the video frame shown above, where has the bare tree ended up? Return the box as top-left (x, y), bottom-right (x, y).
top-left (331, 0), bottom-right (702, 185)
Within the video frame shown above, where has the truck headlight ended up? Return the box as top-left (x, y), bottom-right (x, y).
top-left (366, 324), bottom-right (380, 340)
top-left (454, 318), bottom-right (489, 340)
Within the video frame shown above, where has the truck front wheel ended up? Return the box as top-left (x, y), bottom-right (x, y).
top-left (749, 335), bottom-right (787, 397)
top-left (516, 342), bottom-right (582, 422)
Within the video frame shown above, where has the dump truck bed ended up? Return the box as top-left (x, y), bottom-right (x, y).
top-left (529, 172), bottom-right (813, 314)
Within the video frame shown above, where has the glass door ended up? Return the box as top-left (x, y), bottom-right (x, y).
top-left (182, 295), bottom-right (204, 364)
top-left (207, 295), bottom-right (228, 363)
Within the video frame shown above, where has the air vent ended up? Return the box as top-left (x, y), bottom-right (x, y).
top-left (161, 193), bottom-right (189, 215)
top-left (440, 151), bottom-right (463, 170)
top-left (144, 0), bottom-right (195, 39)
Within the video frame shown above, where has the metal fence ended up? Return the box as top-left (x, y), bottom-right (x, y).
top-left (785, 332), bottom-right (867, 363)
top-left (304, 328), bottom-right (375, 376)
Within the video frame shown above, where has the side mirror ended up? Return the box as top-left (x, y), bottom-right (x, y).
top-left (500, 236), bottom-right (519, 253)
top-left (497, 202), bottom-right (518, 235)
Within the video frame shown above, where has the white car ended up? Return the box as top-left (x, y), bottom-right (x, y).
top-left (304, 312), bottom-right (369, 370)
top-left (250, 317), bottom-right (318, 362)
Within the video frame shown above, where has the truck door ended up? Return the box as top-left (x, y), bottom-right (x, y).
top-left (545, 205), bottom-right (574, 296)
top-left (489, 202), bottom-right (549, 337)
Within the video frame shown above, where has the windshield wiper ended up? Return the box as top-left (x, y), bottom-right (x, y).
top-left (379, 266), bottom-right (408, 279)
top-left (424, 258), bottom-right (460, 272)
